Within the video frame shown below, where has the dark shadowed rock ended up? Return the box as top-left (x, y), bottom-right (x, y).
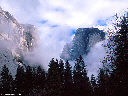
top-left (60, 28), bottom-right (105, 60)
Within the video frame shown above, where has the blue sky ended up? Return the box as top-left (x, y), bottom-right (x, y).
top-left (97, 19), bottom-right (107, 26)
top-left (0, 0), bottom-right (128, 73)
top-left (1, 0), bottom-right (128, 27)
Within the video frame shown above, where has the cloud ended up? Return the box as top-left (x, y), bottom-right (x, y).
top-left (24, 25), bottom-right (74, 69)
top-left (1, 0), bottom-right (128, 27)
top-left (84, 41), bottom-right (106, 76)
top-left (0, 0), bottom-right (128, 72)
top-left (0, 0), bottom-right (40, 24)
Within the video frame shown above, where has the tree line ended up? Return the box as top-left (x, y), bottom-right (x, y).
top-left (0, 15), bottom-right (128, 96)
top-left (0, 56), bottom-right (93, 96)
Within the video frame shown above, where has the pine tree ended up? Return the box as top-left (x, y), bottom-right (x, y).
top-left (73, 58), bottom-right (82, 96)
top-left (24, 65), bottom-right (33, 95)
top-left (73, 58), bottom-right (82, 85)
top-left (91, 74), bottom-right (97, 96)
top-left (58, 59), bottom-right (65, 96)
top-left (73, 55), bottom-right (91, 96)
top-left (112, 15), bottom-right (128, 96)
top-left (80, 56), bottom-right (92, 96)
top-left (103, 15), bottom-right (128, 96)
top-left (64, 60), bottom-right (73, 96)
top-left (47, 58), bottom-right (63, 96)
top-left (15, 65), bottom-right (25, 95)
top-left (0, 65), bottom-right (14, 94)
top-left (36, 66), bottom-right (46, 89)
top-left (59, 59), bottom-right (65, 84)
top-left (97, 69), bottom-right (105, 96)
top-left (29, 65), bottom-right (46, 96)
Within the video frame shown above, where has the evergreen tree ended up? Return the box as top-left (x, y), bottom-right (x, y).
top-left (24, 65), bottom-right (33, 95)
top-left (91, 74), bottom-right (97, 96)
top-left (36, 66), bottom-right (46, 89)
top-left (0, 65), bottom-right (14, 94)
top-left (112, 15), bottom-right (128, 96)
top-left (59, 59), bottom-right (65, 84)
top-left (15, 65), bottom-right (25, 95)
top-left (73, 58), bottom-right (82, 85)
top-left (97, 68), bottom-right (110, 96)
top-left (97, 69), bottom-right (105, 96)
top-left (73, 55), bottom-right (91, 96)
top-left (103, 15), bottom-right (128, 96)
top-left (47, 58), bottom-right (63, 96)
top-left (28, 65), bottom-right (46, 96)
top-left (59, 59), bottom-right (65, 96)
top-left (64, 60), bottom-right (73, 96)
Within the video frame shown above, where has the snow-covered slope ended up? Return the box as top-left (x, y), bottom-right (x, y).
top-left (0, 7), bottom-right (38, 76)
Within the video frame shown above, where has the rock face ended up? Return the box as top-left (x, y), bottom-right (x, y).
top-left (60, 28), bottom-right (105, 60)
top-left (0, 7), bottom-right (38, 75)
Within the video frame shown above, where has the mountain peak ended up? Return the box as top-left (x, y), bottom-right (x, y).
top-left (0, 7), bottom-right (39, 76)
top-left (60, 28), bottom-right (105, 60)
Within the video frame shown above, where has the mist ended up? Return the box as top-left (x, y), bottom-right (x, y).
top-left (0, 0), bottom-right (128, 74)
top-left (84, 40), bottom-right (106, 77)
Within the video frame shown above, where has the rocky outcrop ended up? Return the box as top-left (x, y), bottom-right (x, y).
top-left (0, 7), bottom-right (39, 75)
top-left (61, 28), bottom-right (105, 60)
